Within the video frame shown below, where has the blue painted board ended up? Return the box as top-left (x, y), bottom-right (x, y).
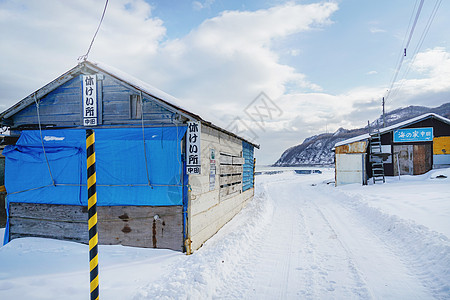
top-left (242, 141), bottom-right (254, 191)
top-left (394, 127), bottom-right (433, 143)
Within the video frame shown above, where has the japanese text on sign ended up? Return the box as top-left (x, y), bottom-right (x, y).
top-left (393, 127), bottom-right (433, 143)
top-left (186, 121), bottom-right (201, 174)
top-left (82, 75), bottom-right (97, 126)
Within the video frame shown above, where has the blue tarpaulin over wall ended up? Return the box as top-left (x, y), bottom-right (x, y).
top-left (3, 127), bottom-right (187, 207)
top-left (242, 141), bottom-right (254, 191)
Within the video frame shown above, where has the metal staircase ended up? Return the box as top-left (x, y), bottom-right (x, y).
top-left (369, 131), bottom-right (385, 184)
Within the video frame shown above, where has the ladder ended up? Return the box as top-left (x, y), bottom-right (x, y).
top-left (370, 131), bottom-right (385, 184)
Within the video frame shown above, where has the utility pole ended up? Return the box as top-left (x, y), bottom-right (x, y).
top-left (382, 97), bottom-right (386, 128)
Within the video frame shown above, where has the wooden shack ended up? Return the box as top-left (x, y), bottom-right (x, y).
top-left (334, 113), bottom-right (450, 186)
top-left (0, 60), bottom-right (258, 254)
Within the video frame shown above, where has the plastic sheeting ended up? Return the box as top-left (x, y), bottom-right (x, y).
top-left (3, 126), bottom-right (187, 207)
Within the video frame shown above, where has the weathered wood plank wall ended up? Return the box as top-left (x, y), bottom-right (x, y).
top-left (11, 72), bottom-right (184, 129)
top-left (188, 124), bottom-right (254, 251)
top-left (8, 203), bottom-right (183, 251)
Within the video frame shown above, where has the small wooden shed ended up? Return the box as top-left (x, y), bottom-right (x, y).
top-left (0, 60), bottom-right (258, 253)
top-left (334, 113), bottom-right (450, 186)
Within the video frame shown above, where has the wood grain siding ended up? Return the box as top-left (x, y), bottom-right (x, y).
top-left (12, 77), bottom-right (82, 127)
top-left (98, 206), bottom-right (183, 250)
top-left (219, 164), bottom-right (243, 174)
top-left (219, 153), bottom-right (243, 199)
top-left (8, 203), bottom-right (184, 251)
top-left (9, 203), bottom-right (88, 243)
top-left (101, 75), bottom-right (178, 125)
top-left (10, 72), bottom-right (184, 129)
top-left (219, 174), bottom-right (242, 185)
top-left (189, 124), bottom-right (253, 252)
top-left (413, 144), bottom-right (432, 175)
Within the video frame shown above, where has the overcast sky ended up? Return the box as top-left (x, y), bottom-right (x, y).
top-left (1, 0), bottom-right (450, 164)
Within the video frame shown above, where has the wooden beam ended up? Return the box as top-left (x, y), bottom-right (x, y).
top-left (219, 175), bottom-right (242, 185)
top-left (220, 165), bottom-right (243, 175)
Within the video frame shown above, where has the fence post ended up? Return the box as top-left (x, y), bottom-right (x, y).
top-left (86, 129), bottom-right (99, 300)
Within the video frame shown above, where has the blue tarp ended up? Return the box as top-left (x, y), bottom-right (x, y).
top-left (3, 127), bottom-right (187, 207)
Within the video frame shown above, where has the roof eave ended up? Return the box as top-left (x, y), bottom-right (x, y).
top-left (1, 64), bottom-right (84, 120)
top-left (0, 61), bottom-right (259, 149)
top-left (335, 113), bottom-right (450, 148)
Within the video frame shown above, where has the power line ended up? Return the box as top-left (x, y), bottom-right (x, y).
top-left (404, 0), bottom-right (425, 54)
top-left (385, 0), bottom-right (425, 103)
top-left (388, 0), bottom-right (442, 102)
top-left (78, 0), bottom-right (109, 62)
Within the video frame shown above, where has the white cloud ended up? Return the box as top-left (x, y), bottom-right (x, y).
top-left (192, 0), bottom-right (215, 11)
top-left (140, 2), bottom-right (338, 123)
top-left (289, 49), bottom-right (301, 56)
top-left (2, 1), bottom-right (450, 165)
top-left (385, 47), bottom-right (450, 107)
top-left (0, 0), bottom-right (166, 108)
top-left (369, 27), bottom-right (386, 34)
top-left (0, 0), bottom-right (338, 164)
top-left (241, 46), bottom-right (450, 163)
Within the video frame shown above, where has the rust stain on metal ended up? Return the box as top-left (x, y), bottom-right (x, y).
top-left (335, 141), bottom-right (368, 154)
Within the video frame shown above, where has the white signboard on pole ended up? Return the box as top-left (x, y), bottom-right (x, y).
top-left (186, 121), bottom-right (201, 174)
top-left (82, 74), bottom-right (97, 126)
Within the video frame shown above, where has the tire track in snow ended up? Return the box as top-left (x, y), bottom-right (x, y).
top-left (326, 187), bottom-right (450, 299)
top-left (135, 173), bottom-right (448, 299)
top-left (307, 200), bottom-right (373, 298)
top-left (296, 190), bottom-right (372, 299)
top-left (218, 175), bottom-right (373, 299)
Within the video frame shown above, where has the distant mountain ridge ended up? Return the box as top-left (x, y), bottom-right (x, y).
top-left (273, 102), bottom-right (450, 166)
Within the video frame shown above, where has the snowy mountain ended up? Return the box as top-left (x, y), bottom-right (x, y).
top-left (273, 102), bottom-right (450, 166)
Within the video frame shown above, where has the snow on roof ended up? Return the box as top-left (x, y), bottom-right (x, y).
top-left (334, 113), bottom-right (450, 148)
top-left (88, 61), bottom-right (260, 148)
top-left (0, 60), bottom-right (259, 148)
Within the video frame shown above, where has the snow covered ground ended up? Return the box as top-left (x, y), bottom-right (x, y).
top-left (0, 168), bottom-right (449, 299)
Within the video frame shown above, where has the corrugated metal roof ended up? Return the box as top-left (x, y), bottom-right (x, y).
top-left (334, 113), bottom-right (450, 148)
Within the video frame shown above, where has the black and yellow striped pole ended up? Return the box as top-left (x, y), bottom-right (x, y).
top-left (86, 129), bottom-right (99, 300)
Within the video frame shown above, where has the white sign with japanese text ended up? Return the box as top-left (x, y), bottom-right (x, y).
top-left (393, 127), bottom-right (433, 143)
top-left (186, 121), bottom-right (201, 174)
top-left (82, 74), bottom-right (97, 126)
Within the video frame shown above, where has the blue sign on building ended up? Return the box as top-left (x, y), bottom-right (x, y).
top-left (393, 127), bottom-right (433, 143)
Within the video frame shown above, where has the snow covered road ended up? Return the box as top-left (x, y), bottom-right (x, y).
top-left (214, 174), bottom-right (373, 299)
top-left (213, 173), bottom-right (443, 299)
top-left (136, 170), bottom-right (449, 299)
top-left (1, 169), bottom-right (449, 299)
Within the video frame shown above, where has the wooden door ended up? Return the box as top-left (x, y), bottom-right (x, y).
top-left (413, 144), bottom-right (432, 175)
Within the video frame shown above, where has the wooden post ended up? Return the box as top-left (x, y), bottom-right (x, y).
top-left (86, 129), bottom-right (99, 300)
